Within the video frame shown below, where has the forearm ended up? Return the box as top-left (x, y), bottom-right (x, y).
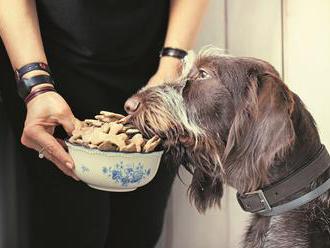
top-left (164, 0), bottom-right (209, 50)
top-left (0, 0), bottom-right (47, 70)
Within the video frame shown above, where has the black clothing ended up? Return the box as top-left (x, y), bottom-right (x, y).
top-left (0, 1), bottom-right (175, 247)
top-left (37, 0), bottom-right (169, 92)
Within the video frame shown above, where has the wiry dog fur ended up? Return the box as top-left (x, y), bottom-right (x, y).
top-left (129, 47), bottom-right (330, 248)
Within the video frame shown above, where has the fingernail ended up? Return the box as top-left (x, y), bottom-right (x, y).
top-left (66, 162), bottom-right (74, 169)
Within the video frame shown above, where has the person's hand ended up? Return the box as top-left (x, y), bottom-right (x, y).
top-left (21, 84), bottom-right (79, 180)
top-left (147, 57), bottom-right (182, 87)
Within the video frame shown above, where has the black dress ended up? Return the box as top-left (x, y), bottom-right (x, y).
top-left (0, 1), bottom-right (175, 247)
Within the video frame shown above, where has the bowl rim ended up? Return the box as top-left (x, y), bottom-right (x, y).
top-left (65, 140), bottom-right (164, 156)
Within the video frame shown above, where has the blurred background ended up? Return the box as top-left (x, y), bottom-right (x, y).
top-left (1, 0), bottom-right (330, 247)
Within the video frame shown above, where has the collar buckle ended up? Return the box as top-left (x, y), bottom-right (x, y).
top-left (237, 189), bottom-right (272, 214)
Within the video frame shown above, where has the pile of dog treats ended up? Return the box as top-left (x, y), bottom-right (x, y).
top-left (68, 111), bottom-right (160, 153)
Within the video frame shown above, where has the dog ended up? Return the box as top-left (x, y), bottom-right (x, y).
top-left (124, 48), bottom-right (330, 248)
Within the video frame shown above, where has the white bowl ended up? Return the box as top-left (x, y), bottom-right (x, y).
top-left (66, 142), bottom-right (164, 192)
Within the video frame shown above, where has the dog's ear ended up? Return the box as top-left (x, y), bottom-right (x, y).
top-left (223, 70), bottom-right (295, 192)
top-left (189, 167), bottom-right (223, 213)
top-left (178, 137), bottom-right (224, 213)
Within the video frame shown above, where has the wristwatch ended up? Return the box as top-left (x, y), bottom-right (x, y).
top-left (15, 62), bottom-right (55, 99)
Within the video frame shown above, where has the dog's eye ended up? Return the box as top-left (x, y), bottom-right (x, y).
top-left (197, 69), bottom-right (211, 80)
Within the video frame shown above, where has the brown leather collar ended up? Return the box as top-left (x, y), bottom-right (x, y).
top-left (237, 145), bottom-right (330, 216)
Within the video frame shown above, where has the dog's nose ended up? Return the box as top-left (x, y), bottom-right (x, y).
top-left (124, 97), bottom-right (141, 114)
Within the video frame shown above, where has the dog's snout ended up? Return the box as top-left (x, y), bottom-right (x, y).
top-left (124, 96), bottom-right (141, 114)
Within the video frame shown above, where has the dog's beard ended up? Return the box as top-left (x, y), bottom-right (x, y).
top-left (131, 83), bottom-right (225, 212)
top-left (131, 83), bottom-right (202, 147)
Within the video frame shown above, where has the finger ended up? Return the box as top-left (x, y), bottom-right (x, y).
top-left (42, 149), bottom-right (76, 178)
top-left (56, 138), bottom-right (67, 150)
top-left (40, 141), bottom-right (79, 181)
top-left (59, 114), bottom-right (77, 136)
top-left (27, 139), bottom-right (78, 180)
top-left (41, 146), bottom-right (79, 180)
top-left (23, 126), bottom-right (76, 175)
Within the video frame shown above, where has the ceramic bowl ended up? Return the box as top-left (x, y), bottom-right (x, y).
top-left (66, 142), bottom-right (164, 192)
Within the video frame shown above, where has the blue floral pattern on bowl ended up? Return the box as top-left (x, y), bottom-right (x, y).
top-left (102, 161), bottom-right (151, 187)
top-left (81, 165), bottom-right (90, 173)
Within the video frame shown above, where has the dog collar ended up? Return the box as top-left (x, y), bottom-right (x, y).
top-left (237, 144), bottom-right (330, 216)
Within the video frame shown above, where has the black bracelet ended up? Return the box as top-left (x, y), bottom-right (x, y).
top-left (15, 62), bottom-right (51, 81)
top-left (160, 47), bottom-right (188, 59)
top-left (17, 74), bottom-right (56, 99)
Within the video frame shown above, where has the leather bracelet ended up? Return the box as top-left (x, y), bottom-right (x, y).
top-left (160, 47), bottom-right (188, 59)
top-left (17, 74), bottom-right (56, 99)
top-left (15, 62), bottom-right (51, 81)
top-left (24, 86), bottom-right (56, 104)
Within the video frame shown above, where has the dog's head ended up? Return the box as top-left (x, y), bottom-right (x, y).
top-left (126, 48), bottom-right (295, 212)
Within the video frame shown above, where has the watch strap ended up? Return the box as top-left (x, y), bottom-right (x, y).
top-left (15, 62), bottom-right (51, 81)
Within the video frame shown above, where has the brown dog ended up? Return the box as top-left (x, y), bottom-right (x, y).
top-left (125, 48), bottom-right (330, 248)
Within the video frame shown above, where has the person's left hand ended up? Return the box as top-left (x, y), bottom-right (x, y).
top-left (147, 56), bottom-right (182, 87)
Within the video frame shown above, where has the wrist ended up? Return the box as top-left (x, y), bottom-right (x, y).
top-left (23, 70), bottom-right (50, 79)
top-left (25, 85), bottom-right (57, 105)
top-left (158, 56), bottom-right (182, 72)
top-left (160, 47), bottom-right (188, 60)
top-left (15, 62), bottom-right (55, 100)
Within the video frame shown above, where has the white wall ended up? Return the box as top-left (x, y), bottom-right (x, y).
top-left (283, 0), bottom-right (330, 149)
top-left (158, 0), bottom-right (330, 247)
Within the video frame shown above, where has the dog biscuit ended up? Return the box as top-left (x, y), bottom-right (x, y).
top-left (125, 128), bottom-right (140, 135)
top-left (98, 141), bottom-right (117, 151)
top-left (69, 111), bottom-right (161, 153)
top-left (116, 115), bottom-right (131, 124)
top-left (99, 111), bottom-right (125, 119)
top-left (109, 122), bottom-right (124, 135)
top-left (90, 129), bottom-right (109, 145)
top-left (143, 136), bottom-right (161, 153)
top-left (130, 133), bottom-right (145, 152)
top-left (101, 123), bottom-right (111, 133)
top-left (85, 119), bottom-right (103, 127)
top-left (120, 143), bottom-right (137, 152)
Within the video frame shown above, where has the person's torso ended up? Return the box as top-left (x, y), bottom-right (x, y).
top-left (37, 0), bottom-right (169, 66)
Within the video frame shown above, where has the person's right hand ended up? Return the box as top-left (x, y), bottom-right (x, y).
top-left (21, 84), bottom-right (79, 180)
